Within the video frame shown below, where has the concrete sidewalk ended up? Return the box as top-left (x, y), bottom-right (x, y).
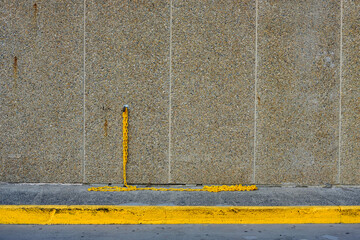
top-left (1, 183), bottom-right (360, 206)
top-left (1, 184), bottom-right (359, 224)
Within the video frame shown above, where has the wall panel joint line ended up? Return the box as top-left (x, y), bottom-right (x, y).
top-left (83, 0), bottom-right (87, 183)
top-left (338, 0), bottom-right (343, 184)
top-left (253, 0), bottom-right (259, 184)
top-left (168, 0), bottom-right (173, 183)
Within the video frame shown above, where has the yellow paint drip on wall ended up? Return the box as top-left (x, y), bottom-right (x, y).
top-left (88, 106), bottom-right (258, 193)
top-left (0, 205), bottom-right (359, 225)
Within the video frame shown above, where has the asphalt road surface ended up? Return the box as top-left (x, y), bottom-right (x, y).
top-left (0, 224), bottom-right (359, 240)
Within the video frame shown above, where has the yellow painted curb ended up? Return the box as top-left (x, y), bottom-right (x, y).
top-left (0, 205), bottom-right (359, 224)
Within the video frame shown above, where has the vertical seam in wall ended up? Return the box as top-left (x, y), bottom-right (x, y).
top-left (168, 0), bottom-right (173, 183)
top-left (83, 0), bottom-right (87, 183)
top-left (338, 0), bottom-right (343, 184)
top-left (253, 0), bottom-right (258, 184)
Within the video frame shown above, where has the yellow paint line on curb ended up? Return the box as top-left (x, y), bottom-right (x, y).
top-left (0, 206), bottom-right (359, 225)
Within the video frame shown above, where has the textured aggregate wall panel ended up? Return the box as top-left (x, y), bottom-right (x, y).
top-left (256, 0), bottom-right (340, 185)
top-left (341, 0), bottom-right (360, 184)
top-left (0, 1), bottom-right (84, 182)
top-left (0, 0), bottom-right (12, 181)
top-left (1, 0), bottom-right (359, 185)
top-left (85, 0), bottom-right (170, 183)
top-left (171, 0), bottom-right (256, 184)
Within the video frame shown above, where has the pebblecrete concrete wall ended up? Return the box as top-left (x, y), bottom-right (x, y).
top-left (0, 0), bottom-right (359, 185)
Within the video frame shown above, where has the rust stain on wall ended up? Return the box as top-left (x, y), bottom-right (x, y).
top-left (33, 3), bottom-right (38, 24)
top-left (13, 56), bottom-right (18, 87)
top-left (104, 119), bottom-right (108, 137)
